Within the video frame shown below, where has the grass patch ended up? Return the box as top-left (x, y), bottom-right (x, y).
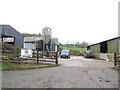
top-left (2, 63), bottom-right (17, 67)
top-left (110, 66), bottom-right (120, 70)
top-left (0, 63), bottom-right (2, 67)
top-left (60, 46), bottom-right (86, 52)
top-left (1, 63), bottom-right (60, 70)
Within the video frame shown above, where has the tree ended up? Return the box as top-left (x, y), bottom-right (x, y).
top-left (80, 41), bottom-right (89, 48)
top-left (75, 41), bottom-right (80, 48)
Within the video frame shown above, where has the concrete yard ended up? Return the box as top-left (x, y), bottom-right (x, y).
top-left (2, 56), bottom-right (118, 88)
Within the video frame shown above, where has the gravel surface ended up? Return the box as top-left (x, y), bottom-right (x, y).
top-left (2, 56), bottom-right (118, 88)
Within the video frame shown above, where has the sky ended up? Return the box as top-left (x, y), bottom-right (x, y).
top-left (0, 0), bottom-right (119, 44)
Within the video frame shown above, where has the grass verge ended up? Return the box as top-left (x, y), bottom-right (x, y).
top-left (110, 66), bottom-right (120, 70)
top-left (1, 63), bottom-right (60, 70)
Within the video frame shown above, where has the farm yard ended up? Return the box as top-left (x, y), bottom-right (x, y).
top-left (0, 0), bottom-right (120, 89)
top-left (0, 25), bottom-right (120, 88)
top-left (2, 56), bottom-right (119, 88)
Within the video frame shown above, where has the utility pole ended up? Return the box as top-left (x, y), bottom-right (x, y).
top-left (118, 1), bottom-right (120, 53)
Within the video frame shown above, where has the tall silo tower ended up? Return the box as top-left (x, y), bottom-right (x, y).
top-left (51, 37), bottom-right (58, 51)
top-left (42, 26), bottom-right (52, 51)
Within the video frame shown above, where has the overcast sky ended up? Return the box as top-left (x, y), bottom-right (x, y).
top-left (0, 0), bottom-right (119, 44)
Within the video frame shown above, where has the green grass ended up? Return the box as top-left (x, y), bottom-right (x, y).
top-left (2, 63), bottom-right (16, 67)
top-left (0, 63), bottom-right (2, 67)
top-left (1, 63), bottom-right (58, 68)
top-left (110, 66), bottom-right (120, 70)
top-left (60, 46), bottom-right (87, 52)
top-left (1, 63), bottom-right (32, 68)
top-left (0, 63), bottom-right (59, 70)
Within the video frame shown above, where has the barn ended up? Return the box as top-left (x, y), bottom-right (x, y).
top-left (24, 36), bottom-right (43, 50)
top-left (0, 25), bottom-right (24, 48)
top-left (87, 37), bottom-right (120, 61)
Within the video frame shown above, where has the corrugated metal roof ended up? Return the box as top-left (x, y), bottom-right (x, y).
top-left (88, 37), bottom-right (119, 47)
top-left (24, 37), bottom-right (43, 42)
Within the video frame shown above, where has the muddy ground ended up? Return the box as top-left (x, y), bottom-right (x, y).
top-left (2, 56), bottom-right (118, 88)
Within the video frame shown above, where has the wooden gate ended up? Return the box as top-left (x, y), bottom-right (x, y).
top-left (18, 50), bottom-right (58, 64)
top-left (32, 50), bottom-right (58, 64)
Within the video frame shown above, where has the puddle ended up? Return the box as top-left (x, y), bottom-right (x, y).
top-left (70, 56), bottom-right (92, 61)
top-left (63, 61), bottom-right (84, 67)
top-left (70, 56), bottom-right (81, 60)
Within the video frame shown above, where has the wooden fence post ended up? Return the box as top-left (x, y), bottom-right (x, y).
top-left (117, 53), bottom-right (120, 65)
top-left (37, 50), bottom-right (39, 63)
top-left (114, 53), bottom-right (117, 66)
top-left (55, 52), bottom-right (58, 64)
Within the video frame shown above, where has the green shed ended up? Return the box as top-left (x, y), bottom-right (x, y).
top-left (88, 37), bottom-right (119, 54)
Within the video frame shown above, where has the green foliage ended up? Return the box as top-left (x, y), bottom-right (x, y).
top-left (60, 45), bottom-right (87, 53)
top-left (59, 41), bottom-right (90, 53)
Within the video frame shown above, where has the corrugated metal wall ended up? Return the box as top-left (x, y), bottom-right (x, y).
top-left (24, 43), bottom-right (35, 49)
top-left (107, 39), bottom-right (118, 53)
top-left (90, 44), bottom-right (100, 53)
top-left (0, 25), bottom-right (2, 34)
top-left (89, 38), bottom-right (118, 53)
top-left (119, 39), bottom-right (120, 53)
top-left (0, 25), bottom-right (24, 48)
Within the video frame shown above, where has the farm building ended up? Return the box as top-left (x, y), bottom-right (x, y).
top-left (87, 37), bottom-right (120, 61)
top-left (51, 38), bottom-right (59, 51)
top-left (42, 26), bottom-right (59, 51)
top-left (24, 36), bottom-right (43, 50)
top-left (0, 25), bottom-right (24, 48)
top-left (23, 36), bottom-right (58, 51)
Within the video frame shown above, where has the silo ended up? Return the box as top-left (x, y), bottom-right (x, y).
top-left (42, 27), bottom-right (52, 51)
top-left (52, 38), bottom-right (58, 44)
top-left (51, 38), bottom-right (58, 51)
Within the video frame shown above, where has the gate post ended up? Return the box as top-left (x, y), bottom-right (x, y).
top-left (55, 52), bottom-right (58, 64)
top-left (37, 50), bottom-right (39, 63)
top-left (114, 53), bottom-right (117, 66)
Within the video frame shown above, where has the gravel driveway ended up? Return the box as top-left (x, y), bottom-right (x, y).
top-left (2, 56), bottom-right (118, 88)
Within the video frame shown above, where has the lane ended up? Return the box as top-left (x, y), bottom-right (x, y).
top-left (59, 56), bottom-right (114, 68)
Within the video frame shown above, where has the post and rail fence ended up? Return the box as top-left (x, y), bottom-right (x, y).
top-left (34, 50), bottom-right (58, 64)
top-left (1, 42), bottom-right (59, 64)
top-left (114, 53), bottom-right (120, 66)
top-left (1, 49), bottom-right (58, 65)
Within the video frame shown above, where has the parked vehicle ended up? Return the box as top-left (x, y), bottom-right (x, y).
top-left (84, 49), bottom-right (92, 58)
top-left (60, 50), bottom-right (70, 59)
